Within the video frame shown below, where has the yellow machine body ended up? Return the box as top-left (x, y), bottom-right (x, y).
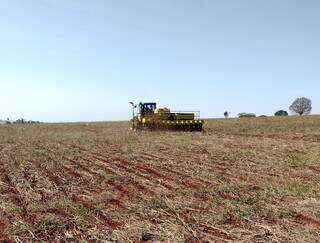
top-left (133, 102), bottom-right (203, 131)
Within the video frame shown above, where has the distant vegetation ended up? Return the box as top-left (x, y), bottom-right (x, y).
top-left (238, 113), bottom-right (256, 118)
top-left (227, 97), bottom-right (313, 118)
top-left (275, 110), bottom-right (288, 116)
top-left (0, 118), bottom-right (40, 124)
top-left (290, 97), bottom-right (312, 116)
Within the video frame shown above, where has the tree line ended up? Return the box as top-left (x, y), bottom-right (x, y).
top-left (1, 118), bottom-right (41, 124)
top-left (224, 97), bottom-right (312, 118)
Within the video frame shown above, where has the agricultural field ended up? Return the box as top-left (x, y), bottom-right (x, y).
top-left (1, 116), bottom-right (320, 242)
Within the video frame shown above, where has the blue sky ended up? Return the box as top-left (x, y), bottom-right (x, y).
top-left (0, 0), bottom-right (319, 122)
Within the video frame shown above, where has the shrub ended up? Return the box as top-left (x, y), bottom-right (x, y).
top-left (238, 113), bottom-right (256, 118)
top-left (275, 110), bottom-right (288, 116)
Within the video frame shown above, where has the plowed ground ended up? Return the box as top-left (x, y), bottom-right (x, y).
top-left (1, 116), bottom-right (320, 242)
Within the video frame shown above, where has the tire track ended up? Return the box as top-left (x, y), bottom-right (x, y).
top-left (76, 143), bottom-right (208, 191)
top-left (90, 153), bottom-right (174, 190)
top-left (0, 146), bottom-right (30, 210)
top-left (67, 144), bottom-right (175, 190)
top-left (34, 143), bottom-right (100, 176)
top-left (140, 148), bottom-right (275, 182)
top-left (97, 144), bottom-right (208, 189)
top-left (136, 152), bottom-right (216, 187)
top-left (27, 156), bottom-right (123, 230)
top-left (9, 141), bottom-right (124, 229)
top-left (32, 142), bottom-right (151, 210)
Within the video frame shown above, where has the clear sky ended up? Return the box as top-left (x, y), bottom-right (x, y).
top-left (0, 0), bottom-right (319, 122)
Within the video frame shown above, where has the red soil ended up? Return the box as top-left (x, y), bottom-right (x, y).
top-left (293, 214), bottom-right (320, 228)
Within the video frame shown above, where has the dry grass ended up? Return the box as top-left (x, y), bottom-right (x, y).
top-left (1, 116), bottom-right (320, 242)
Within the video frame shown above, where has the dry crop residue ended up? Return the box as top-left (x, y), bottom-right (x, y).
top-left (1, 116), bottom-right (320, 241)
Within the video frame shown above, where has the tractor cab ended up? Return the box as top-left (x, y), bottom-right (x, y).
top-left (138, 102), bottom-right (157, 115)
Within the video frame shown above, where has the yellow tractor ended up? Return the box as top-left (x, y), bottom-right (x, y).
top-left (130, 102), bottom-right (204, 131)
